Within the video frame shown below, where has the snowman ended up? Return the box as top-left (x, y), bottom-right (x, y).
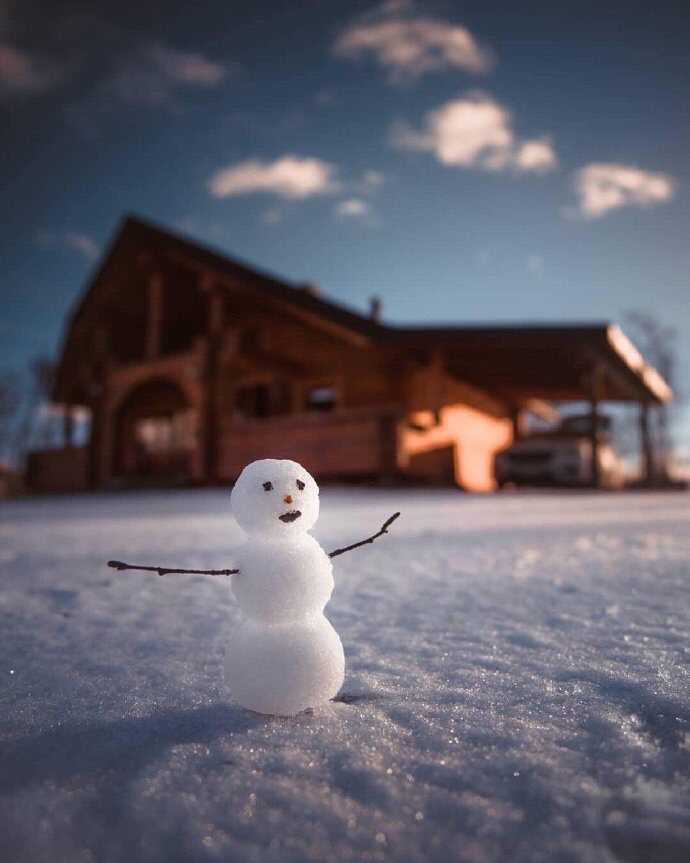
top-left (108, 458), bottom-right (399, 716)
top-left (226, 458), bottom-right (344, 716)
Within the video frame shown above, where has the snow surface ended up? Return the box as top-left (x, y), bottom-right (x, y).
top-left (1, 488), bottom-right (689, 863)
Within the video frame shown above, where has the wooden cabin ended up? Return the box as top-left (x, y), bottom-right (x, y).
top-left (34, 215), bottom-right (671, 493)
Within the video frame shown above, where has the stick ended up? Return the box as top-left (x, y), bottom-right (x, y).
top-left (107, 560), bottom-right (238, 577)
top-left (107, 510), bottom-right (401, 573)
top-left (328, 512), bottom-right (400, 559)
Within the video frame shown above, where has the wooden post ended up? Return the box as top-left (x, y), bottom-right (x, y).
top-left (88, 401), bottom-right (101, 489)
top-left (378, 411), bottom-right (399, 485)
top-left (588, 363), bottom-right (603, 488)
top-left (145, 271), bottom-right (163, 359)
top-left (63, 404), bottom-right (74, 448)
top-left (88, 328), bottom-right (108, 490)
top-left (639, 401), bottom-right (653, 486)
top-left (429, 348), bottom-right (444, 425)
top-left (510, 406), bottom-right (525, 441)
top-left (200, 275), bottom-right (223, 483)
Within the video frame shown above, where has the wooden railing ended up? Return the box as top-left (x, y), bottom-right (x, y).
top-left (217, 405), bottom-right (400, 480)
top-left (25, 446), bottom-right (89, 493)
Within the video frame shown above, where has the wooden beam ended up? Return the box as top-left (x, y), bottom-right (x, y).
top-left (639, 401), bottom-right (654, 487)
top-left (588, 362), bottom-right (604, 488)
top-left (429, 348), bottom-right (444, 425)
top-left (145, 271), bottom-right (163, 359)
top-left (200, 275), bottom-right (222, 483)
top-left (606, 324), bottom-right (672, 404)
top-left (208, 289), bottom-right (224, 335)
top-left (378, 412), bottom-right (399, 484)
top-left (163, 250), bottom-right (371, 347)
top-left (510, 406), bottom-right (526, 440)
top-left (523, 398), bottom-right (560, 423)
top-left (63, 405), bottom-right (74, 448)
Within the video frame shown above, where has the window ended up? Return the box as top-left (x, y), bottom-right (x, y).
top-left (235, 384), bottom-right (271, 418)
top-left (272, 380), bottom-right (292, 415)
top-left (135, 412), bottom-right (194, 453)
top-left (306, 385), bottom-right (336, 412)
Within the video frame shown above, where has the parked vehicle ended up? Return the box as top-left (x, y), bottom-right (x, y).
top-left (494, 414), bottom-right (626, 489)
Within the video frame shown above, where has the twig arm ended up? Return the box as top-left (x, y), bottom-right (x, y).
top-left (107, 560), bottom-right (238, 577)
top-left (328, 512), bottom-right (400, 559)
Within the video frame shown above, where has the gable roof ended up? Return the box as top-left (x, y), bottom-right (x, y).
top-left (119, 215), bottom-right (386, 340)
top-left (53, 214), bottom-right (672, 405)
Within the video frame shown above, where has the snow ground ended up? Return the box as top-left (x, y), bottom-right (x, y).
top-left (1, 488), bottom-right (689, 863)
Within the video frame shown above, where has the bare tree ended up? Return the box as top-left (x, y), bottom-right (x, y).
top-left (624, 310), bottom-right (680, 479)
top-left (0, 370), bottom-right (22, 462)
top-left (0, 356), bottom-right (57, 467)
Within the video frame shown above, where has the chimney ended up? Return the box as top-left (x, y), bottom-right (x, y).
top-left (300, 282), bottom-right (320, 297)
top-left (369, 295), bottom-right (382, 322)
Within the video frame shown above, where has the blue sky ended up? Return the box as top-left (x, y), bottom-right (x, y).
top-left (1, 0), bottom-right (688, 449)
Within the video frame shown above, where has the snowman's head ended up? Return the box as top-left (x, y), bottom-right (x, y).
top-left (231, 458), bottom-right (320, 537)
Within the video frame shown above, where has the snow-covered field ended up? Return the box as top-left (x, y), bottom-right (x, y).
top-left (1, 488), bottom-right (689, 863)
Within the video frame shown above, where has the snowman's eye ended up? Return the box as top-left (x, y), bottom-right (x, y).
top-left (263, 481), bottom-right (273, 491)
top-left (296, 479), bottom-right (305, 491)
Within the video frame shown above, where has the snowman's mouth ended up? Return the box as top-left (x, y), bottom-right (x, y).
top-left (279, 510), bottom-right (302, 523)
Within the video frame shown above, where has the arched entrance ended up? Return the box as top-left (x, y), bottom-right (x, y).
top-left (113, 379), bottom-right (195, 483)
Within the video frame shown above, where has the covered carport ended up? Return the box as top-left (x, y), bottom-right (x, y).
top-left (390, 323), bottom-right (672, 487)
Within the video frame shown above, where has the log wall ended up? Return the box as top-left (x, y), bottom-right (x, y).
top-left (217, 407), bottom-right (397, 480)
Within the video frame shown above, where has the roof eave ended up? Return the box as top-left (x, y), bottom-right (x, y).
top-left (606, 324), bottom-right (673, 403)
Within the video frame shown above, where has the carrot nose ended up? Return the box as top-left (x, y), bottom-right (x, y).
top-left (284, 494), bottom-right (293, 504)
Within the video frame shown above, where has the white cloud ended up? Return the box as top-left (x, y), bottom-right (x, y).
top-left (570, 163), bottom-right (674, 219)
top-left (37, 230), bottom-right (100, 260)
top-left (334, 0), bottom-right (492, 84)
top-left (335, 198), bottom-right (370, 218)
top-left (108, 43), bottom-right (228, 106)
top-left (65, 232), bottom-right (99, 260)
top-left (359, 169), bottom-right (386, 191)
top-left (0, 42), bottom-right (64, 94)
top-left (147, 44), bottom-right (226, 87)
top-left (209, 155), bottom-right (339, 199)
top-left (514, 138), bottom-right (556, 174)
top-left (392, 92), bottom-right (557, 174)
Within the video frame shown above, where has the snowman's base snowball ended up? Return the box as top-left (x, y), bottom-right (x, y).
top-left (225, 616), bottom-right (345, 716)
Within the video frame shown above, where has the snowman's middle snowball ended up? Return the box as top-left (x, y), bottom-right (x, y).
top-left (232, 533), bottom-right (334, 623)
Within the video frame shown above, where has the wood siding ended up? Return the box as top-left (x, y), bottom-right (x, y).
top-left (218, 407), bottom-right (397, 480)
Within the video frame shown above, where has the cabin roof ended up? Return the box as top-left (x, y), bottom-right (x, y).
top-left (53, 214), bottom-right (672, 406)
top-left (116, 214), bottom-right (386, 340)
top-left (387, 323), bottom-right (672, 404)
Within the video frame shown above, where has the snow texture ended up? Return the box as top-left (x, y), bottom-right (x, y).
top-left (1, 488), bottom-right (689, 863)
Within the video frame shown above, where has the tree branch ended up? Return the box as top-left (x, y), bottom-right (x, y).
top-left (328, 512), bottom-right (400, 559)
top-left (107, 512), bottom-right (401, 574)
top-left (107, 560), bottom-right (238, 577)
